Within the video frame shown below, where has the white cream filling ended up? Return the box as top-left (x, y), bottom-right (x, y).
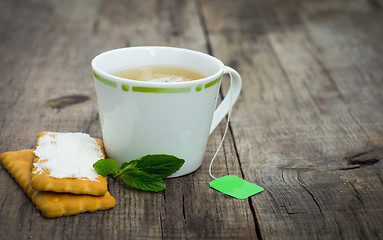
top-left (33, 132), bottom-right (104, 181)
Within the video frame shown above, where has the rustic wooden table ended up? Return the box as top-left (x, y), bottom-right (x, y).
top-left (1, 0), bottom-right (382, 239)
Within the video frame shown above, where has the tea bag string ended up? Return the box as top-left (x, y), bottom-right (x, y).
top-left (208, 70), bottom-right (233, 180)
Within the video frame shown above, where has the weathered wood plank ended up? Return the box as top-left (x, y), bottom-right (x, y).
top-left (1, 0), bottom-right (383, 239)
top-left (201, 0), bottom-right (383, 239)
top-left (0, 0), bottom-right (258, 239)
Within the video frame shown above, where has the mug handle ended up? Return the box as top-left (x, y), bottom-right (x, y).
top-left (209, 66), bottom-right (242, 135)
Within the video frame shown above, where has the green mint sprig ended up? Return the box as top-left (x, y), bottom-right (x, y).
top-left (93, 155), bottom-right (185, 192)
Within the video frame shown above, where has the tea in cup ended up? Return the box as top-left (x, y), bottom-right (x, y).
top-left (92, 46), bottom-right (241, 177)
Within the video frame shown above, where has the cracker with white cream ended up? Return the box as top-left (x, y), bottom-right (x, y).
top-left (0, 149), bottom-right (115, 218)
top-left (31, 132), bottom-right (108, 196)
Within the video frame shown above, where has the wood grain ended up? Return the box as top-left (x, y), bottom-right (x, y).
top-left (201, 0), bottom-right (383, 239)
top-left (0, 0), bottom-right (382, 239)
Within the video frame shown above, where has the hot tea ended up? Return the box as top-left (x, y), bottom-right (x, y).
top-left (112, 65), bottom-right (207, 82)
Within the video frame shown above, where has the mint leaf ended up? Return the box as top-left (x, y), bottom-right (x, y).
top-left (93, 154), bottom-right (185, 192)
top-left (93, 159), bottom-right (119, 176)
top-left (120, 161), bottom-right (132, 170)
top-left (128, 154), bottom-right (185, 178)
top-left (122, 168), bottom-right (167, 192)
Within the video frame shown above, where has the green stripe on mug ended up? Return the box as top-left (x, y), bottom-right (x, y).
top-left (132, 86), bottom-right (191, 93)
top-left (196, 84), bottom-right (203, 92)
top-left (94, 72), bottom-right (117, 88)
top-left (205, 77), bottom-right (221, 89)
top-left (121, 84), bottom-right (130, 92)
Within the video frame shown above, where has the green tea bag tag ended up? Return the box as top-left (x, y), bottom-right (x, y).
top-left (209, 175), bottom-right (263, 199)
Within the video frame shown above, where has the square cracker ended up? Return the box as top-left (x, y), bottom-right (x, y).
top-left (31, 132), bottom-right (107, 196)
top-left (0, 149), bottom-right (116, 218)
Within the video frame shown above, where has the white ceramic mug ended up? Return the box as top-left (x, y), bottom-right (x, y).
top-left (92, 46), bottom-right (241, 177)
